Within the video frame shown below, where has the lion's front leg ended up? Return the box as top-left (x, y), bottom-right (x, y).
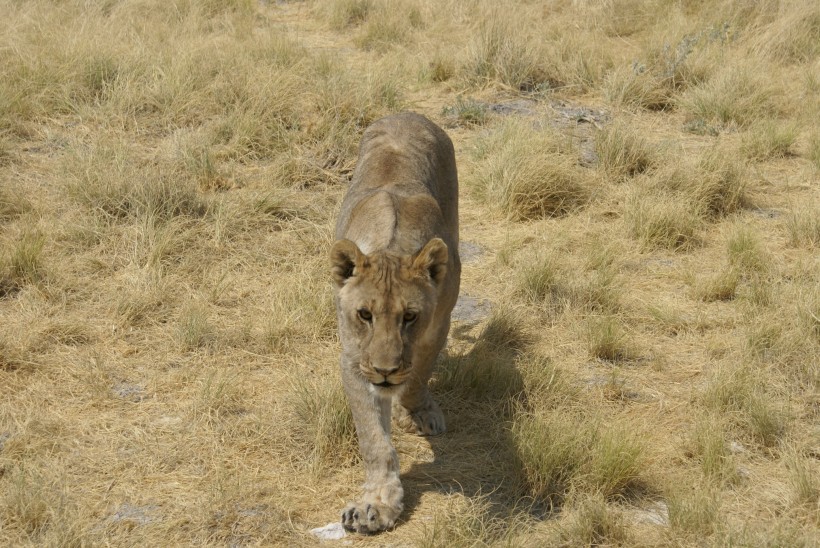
top-left (340, 364), bottom-right (404, 534)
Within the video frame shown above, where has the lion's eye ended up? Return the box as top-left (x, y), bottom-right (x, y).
top-left (357, 309), bottom-right (372, 323)
top-left (403, 311), bottom-right (417, 324)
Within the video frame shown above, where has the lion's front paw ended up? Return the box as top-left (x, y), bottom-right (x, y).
top-left (341, 501), bottom-right (401, 534)
top-left (394, 399), bottom-right (446, 436)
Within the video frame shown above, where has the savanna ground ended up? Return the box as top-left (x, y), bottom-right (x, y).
top-left (1, 0), bottom-right (819, 545)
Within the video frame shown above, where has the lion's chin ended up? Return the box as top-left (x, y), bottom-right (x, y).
top-left (368, 379), bottom-right (406, 396)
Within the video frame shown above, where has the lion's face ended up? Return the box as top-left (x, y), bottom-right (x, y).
top-left (331, 239), bottom-right (449, 390)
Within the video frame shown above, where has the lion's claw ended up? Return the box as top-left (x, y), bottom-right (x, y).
top-left (341, 501), bottom-right (400, 534)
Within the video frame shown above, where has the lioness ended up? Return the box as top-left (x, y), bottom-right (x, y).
top-left (330, 112), bottom-right (460, 533)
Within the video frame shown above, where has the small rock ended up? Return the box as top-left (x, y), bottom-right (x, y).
top-left (452, 295), bottom-right (492, 323)
top-left (728, 441), bottom-right (746, 454)
top-left (551, 101), bottom-right (609, 126)
top-left (113, 382), bottom-right (145, 402)
top-left (310, 522), bottom-right (346, 540)
top-left (109, 503), bottom-right (158, 526)
top-left (751, 208), bottom-right (780, 219)
top-left (635, 501), bottom-right (669, 526)
top-left (488, 99), bottom-right (538, 117)
top-left (458, 241), bottom-right (486, 264)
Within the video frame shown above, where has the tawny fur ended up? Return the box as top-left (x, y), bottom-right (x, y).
top-left (330, 112), bottom-right (460, 534)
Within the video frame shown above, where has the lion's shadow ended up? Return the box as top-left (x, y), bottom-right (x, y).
top-left (398, 312), bottom-right (550, 527)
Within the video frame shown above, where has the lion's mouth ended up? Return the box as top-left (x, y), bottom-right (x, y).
top-left (371, 376), bottom-right (406, 389)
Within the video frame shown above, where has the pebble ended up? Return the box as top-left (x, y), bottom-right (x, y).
top-left (310, 522), bottom-right (346, 541)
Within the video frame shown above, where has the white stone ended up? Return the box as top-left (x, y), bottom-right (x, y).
top-left (310, 522), bottom-right (347, 541)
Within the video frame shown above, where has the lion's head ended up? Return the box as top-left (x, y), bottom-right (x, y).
top-left (330, 238), bottom-right (449, 391)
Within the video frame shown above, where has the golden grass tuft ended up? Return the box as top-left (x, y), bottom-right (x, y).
top-left (462, 13), bottom-right (549, 91)
top-left (437, 309), bottom-right (528, 405)
top-left (689, 415), bottom-right (739, 484)
top-left (515, 254), bottom-right (569, 311)
top-left (63, 139), bottom-right (208, 223)
top-left (471, 120), bottom-right (588, 220)
top-left (679, 64), bottom-right (779, 128)
top-left (512, 410), bottom-right (645, 506)
top-left (0, 186), bottom-right (31, 221)
top-left (691, 148), bottom-right (749, 217)
top-left (702, 364), bottom-right (788, 447)
top-left (604, 66), bottom-right (674, 111)
top-left (288, 375), bottom-right (357, 471)
top-left (784, 200), bottom-right (820, 248)
top-left (354, 1), bottom-right (423, 52)
top-left (741, 120), bottom-right (798, 160)
top-left (727, 224), bottom-right (770, 274)
top-left (595, 121), bottom-right (657, 182)
top-left (625, 188), bottom-right (700, 250)
top-left (692, 268), bottom-right (740, 302)
top-left (441, 97), bottom-right (488, 127)
top-left (587, 316), bottom-right (640, 362)
top-left (512, 410), bottom-right (586, 506)
top-left (785, 449), bottom-right (820, 511)
top-left (415, 492), bottom-right (516, 547)
top-left (326, 0), bottom-right (375, 29)
top-left (559, 494), bottom-right (632, 547)
top-left (749, 1), bottom-right (820, 63)
top-left (0, 230), bottom-right (47, 296)
top-left (666, 483), bottom-right (719, 536)
top-left (796, 289), bottom-right (820, 349)
top-left (809, 132), bottom-right (820, 170)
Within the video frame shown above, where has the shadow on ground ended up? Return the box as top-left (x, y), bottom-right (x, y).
top-left (399, 311), bottom-right (551, 532)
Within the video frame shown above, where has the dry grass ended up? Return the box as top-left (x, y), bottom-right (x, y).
top-left (471, 119), bottom-right (589, 220)
top-left (679, 63), bottom-right (780, 129)
top-left (625, 187), bottom-right (701, 250)
top-left (595, 120), bottom-right (657, 182)
top-left (0, 0), bottom-right (818, 545)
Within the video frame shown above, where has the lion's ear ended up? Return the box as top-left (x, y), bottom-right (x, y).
top-left (412, 238), bottom-right (448, 284)
top-left (330, 239), bottom-right (366, 287)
